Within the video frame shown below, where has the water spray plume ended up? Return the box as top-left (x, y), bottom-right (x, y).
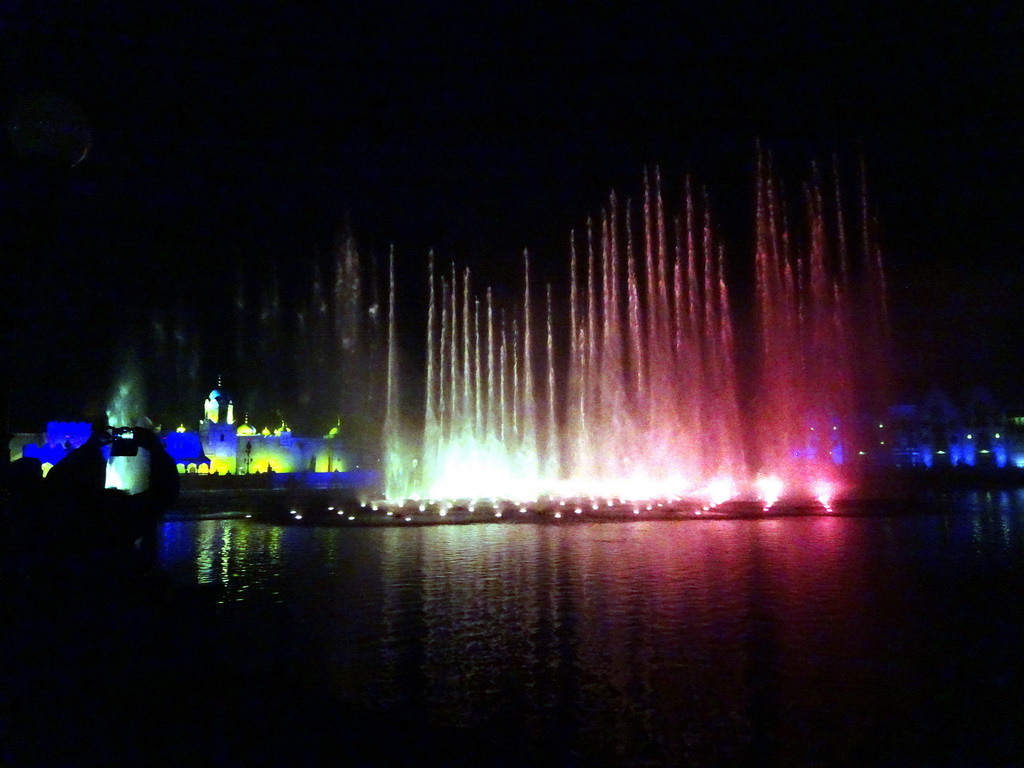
top-left (105, 357), bottom-right (149, 494)
top-left (813, 480), bottom-right (836, 508)
top-left (756, 476), bottom-right (784, 508)
top-left (384, 161), bottom-right (889, 506)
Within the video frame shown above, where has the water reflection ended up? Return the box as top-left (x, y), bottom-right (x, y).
top-left (161, 520), bottom-right (286, 595)
top-left (159, 495), bottom-right (1024, 766)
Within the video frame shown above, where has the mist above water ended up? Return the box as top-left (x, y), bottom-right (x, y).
top-left (385, 157), bottom-right (890, 503)
top-left (105, 359), bottom-right (149, 495)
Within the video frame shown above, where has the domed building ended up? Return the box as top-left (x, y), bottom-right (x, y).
top-left (8, 382), bottom-right (360, 487)
top-left (162, 382), bottom-right (350, 476)
top-left (203, 386), bottom-right (235, 426)
top-left (199, 384), bottom-right (239, 474)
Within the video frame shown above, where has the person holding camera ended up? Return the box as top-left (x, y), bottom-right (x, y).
top-left (22, 422), bottom-right (181, 574)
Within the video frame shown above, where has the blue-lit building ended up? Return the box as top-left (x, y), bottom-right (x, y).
top-left (173, 385), bottom-right (349, 475)
top-left (886, 387), bottom-right (1018, 469)
top-left (10, 385), bottom-right (352, 477)
top-left (11, 384), bottom-right (1024, 478)
top-left (11, 421), bottom-right (93, 474)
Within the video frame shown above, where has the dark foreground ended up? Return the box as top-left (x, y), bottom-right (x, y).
top-left (4, 492), bottom-right (1024, 767)
top-left (0, 574), bottom-right (536, 767)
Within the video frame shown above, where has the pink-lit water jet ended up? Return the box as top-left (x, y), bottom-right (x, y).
top-left (383, 155), bottom-right (889, 508)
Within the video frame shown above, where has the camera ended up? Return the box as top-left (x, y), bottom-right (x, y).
top-left (110, 427), bottom-right (139, 457)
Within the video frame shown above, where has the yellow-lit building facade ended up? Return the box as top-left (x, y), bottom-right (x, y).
top-left (170, 387), bottom-right (349, 475)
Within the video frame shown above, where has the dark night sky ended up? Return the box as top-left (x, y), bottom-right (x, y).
top-left (1, 1), bottom-right (1022, 429)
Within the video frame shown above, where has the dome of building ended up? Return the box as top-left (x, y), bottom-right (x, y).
top-left (236, 422), bottom-right (257, 436)
top-left (207, 376), bottom-right (231, 402)
top-left (326, 426), bottom-right (340, 438)
top-left (207, 388), bottom-right (235, 404)
top-left (204, 381), bottom-right (235, 425)
top-left (261, 426), bottom-right (271, 436)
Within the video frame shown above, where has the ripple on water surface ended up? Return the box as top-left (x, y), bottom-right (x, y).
top-left (156, 496), bottom-right (1024, 766)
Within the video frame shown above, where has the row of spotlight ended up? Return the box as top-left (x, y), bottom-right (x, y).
top-left (361, 495), bottom-right (737, 519)
top-left (241, 482), bottom-right (837, 525)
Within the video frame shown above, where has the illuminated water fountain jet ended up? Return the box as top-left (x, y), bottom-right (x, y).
top-left (105, 360), bottom-right (149, 495)
top-left (384, 156), bottom-right (889, 508)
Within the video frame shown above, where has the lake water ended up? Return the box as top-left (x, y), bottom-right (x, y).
top-left (149, 491), bottom-right (1024, 766)
top-left (3, 491), bottom-right (1022, 766)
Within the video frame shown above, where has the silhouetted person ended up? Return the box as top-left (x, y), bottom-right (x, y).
top-left (122, 426), bottom-right (180, 570)
top-left (45, 422), bottom-right (107, 493)
top-left (0, 457), bottom-right (46, 568)
top-left (2, 424), bottom-right (180, 578)
top-left (2, 456), bottom-right (44, 497)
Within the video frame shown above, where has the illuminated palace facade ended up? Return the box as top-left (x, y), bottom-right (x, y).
top-left (12, 386), bottom-right (350, 476)
top-left (166, 386), bottom-right (349, 475)
top-left (885, 387), bottom-right (1024, 469)
top-left (10, 384), bottom-right (1024, 478)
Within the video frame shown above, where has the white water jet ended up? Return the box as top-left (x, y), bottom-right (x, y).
top-left (384, 159), bottom-right (890, 503)
top-left (105, 360), bottom-right (150, 495)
